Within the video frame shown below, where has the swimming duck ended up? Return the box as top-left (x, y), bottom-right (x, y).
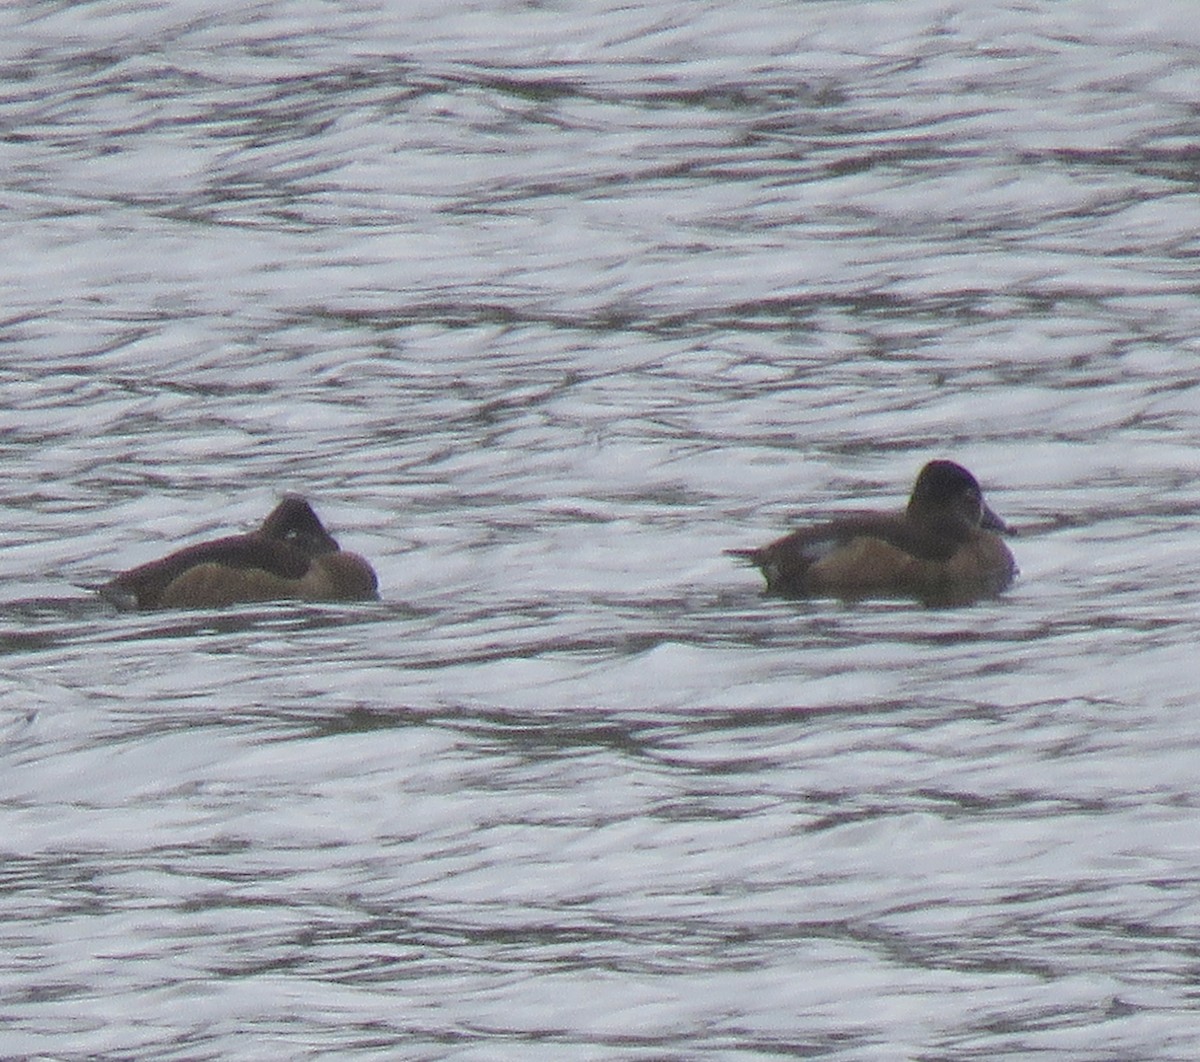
top-left (101, 495), bottom-right (378, 610)
top-left (728, 460), bottom-right (1016, 604)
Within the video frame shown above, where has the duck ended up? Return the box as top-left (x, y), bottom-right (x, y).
top-left (101, 495), bottom-right (378, 610)
top-left (728, 460), bottom-right (1016, 605)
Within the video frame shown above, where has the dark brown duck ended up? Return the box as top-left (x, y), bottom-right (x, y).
top-left (728, 460), bottom-right (1016, 605)
top-left (102, 495), bottom-right (378, 610)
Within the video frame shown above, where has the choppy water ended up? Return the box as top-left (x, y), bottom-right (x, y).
top-left (3, 0), bottom-right (1200, 1058)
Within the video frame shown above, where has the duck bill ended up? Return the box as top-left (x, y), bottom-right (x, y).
top-left (981, 503), bottom-right (1011, 535)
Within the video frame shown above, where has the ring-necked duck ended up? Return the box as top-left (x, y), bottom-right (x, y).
top-left (728, 460), bottom-right (1016, 605)
top-left (101, 495), bottom-right (378, 610)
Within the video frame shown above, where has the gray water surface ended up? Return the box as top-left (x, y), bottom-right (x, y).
top-left (3, 1), bottom-right (1200, 1058)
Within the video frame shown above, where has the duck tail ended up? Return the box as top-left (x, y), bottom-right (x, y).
top-left (75, 580), bottom-right (138, 611)
top-left (724, 547), bottom-right (763, 564)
